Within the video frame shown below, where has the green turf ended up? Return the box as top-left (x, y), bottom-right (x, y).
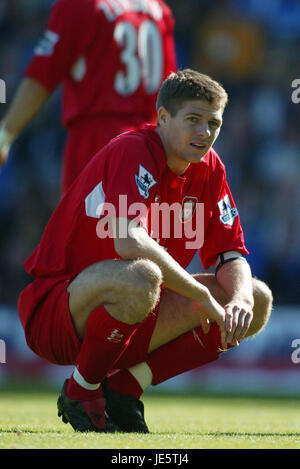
top-left (1, 391), bottom-right (300, 449)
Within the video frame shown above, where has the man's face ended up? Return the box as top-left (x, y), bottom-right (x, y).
top-left (157, 99), bottom-right (223, 174)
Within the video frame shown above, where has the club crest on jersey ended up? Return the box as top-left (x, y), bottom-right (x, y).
top-left (135, 165), bottom-right (156, 199)
top-left (181, 196), bottom-right (198, 222)
top-left (218, 194), bottom-right (238, 226)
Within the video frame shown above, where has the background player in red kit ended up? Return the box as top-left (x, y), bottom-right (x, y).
top-left (18, 69), bottom-right (273, 433)
top-left (0, 0), bottom-right (176, 192)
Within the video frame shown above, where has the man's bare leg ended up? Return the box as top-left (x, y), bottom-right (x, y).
top-left (102, 273), bottom-right (272, 432)
top-left (64, 258), bottom-right (162, 397)
top-left (57, 257), bottom-right (164, 431)
top-left (67, 258), bottom-right (162, 339)
top-left (106, 273), bottom-right (272, 390)
top-left (148, 274), bottom-right (273, 352)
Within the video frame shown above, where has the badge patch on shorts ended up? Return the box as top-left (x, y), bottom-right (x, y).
top-left (135, 165), bottom-right (156, 199)
top-left (218, 194), bottom-right (238, 226)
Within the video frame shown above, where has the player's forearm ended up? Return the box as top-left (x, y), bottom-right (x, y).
top-left (118, 225), bottom-right (229, 335)
top-left (216, 258), bottom-right (254, 307)
top-left (1, 77), bottom-right (49, 138)
top-left (114, 221), bottom-right (210, 303)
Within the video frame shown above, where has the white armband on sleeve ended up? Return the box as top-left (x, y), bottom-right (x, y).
top-left (215, 250), bottom-right (245, 275)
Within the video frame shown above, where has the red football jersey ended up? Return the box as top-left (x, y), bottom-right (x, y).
top-left (25, 0), bottom-right (177, 127)
top-left (24, 125), bottom-right (249, 281)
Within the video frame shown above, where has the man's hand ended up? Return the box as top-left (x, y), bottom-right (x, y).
top-left (215, 257), bottom-right (254, 348)
top-left (224, 301), bottom-right (253, 346)
top-left (193, 294), bottom-right (227, 348)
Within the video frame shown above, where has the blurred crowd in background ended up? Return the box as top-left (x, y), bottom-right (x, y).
top-left (0, 0), bottom-right (299, 305)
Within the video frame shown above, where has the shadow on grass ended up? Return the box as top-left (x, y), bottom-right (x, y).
top-left (2, 428), bottom-right (300, 439)
top-left (0, 428), bottom-right (66, 434)
top-left (155, 431), bottom-right (300, 437)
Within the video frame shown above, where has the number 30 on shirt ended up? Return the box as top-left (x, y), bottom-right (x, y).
top-left (114, 20), bottom-right (163, 96)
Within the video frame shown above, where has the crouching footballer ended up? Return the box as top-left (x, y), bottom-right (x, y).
top-left (18, 69), bottom-right (273, 433)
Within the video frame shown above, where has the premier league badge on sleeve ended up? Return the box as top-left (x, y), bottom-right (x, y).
top-left (135, 165), bottom-right (156, 199)
top-left (218, 194), bottom-right (238, 226)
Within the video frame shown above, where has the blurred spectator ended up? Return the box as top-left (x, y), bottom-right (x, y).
top-left (193, 2), bottom-right (265, 81)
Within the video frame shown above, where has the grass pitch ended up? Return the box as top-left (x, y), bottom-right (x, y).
top-left (1, 390), bottom-right (300, 449)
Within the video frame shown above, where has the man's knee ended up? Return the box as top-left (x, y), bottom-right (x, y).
top-left (130, 258), bottom-right (162, 308)
top-left (68, 258), bottom-right (162, 335)
top-left (245, 278), bottom-right (273, 338)
top-left (129, 258), bottom-right (162, 291)
top-left (110, 258), bottom-right (163, 324)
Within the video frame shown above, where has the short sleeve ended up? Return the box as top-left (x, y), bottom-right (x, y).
top-left (199, 168), bottom-right (249, 270)
top-left (25, 0), bottom-right (98, 92)
top-left (101, 135), bottom-right (159, 230)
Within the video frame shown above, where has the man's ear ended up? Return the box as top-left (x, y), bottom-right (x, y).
top-left (157, 106), bottom-right (170, 127)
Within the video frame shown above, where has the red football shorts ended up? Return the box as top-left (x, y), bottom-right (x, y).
top-left (18, 277), bottom-right (159, 368)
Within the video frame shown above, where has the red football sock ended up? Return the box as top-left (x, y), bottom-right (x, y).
top-left (66, 305), bottom-right (138, 401)
top-left (66, 376), bottom-right (102, 401)
top-left (106, 324), bottom-right (232, 399)
top-left (147, 323), bottom-right (226, 385)
top-left (107, 369), bottom-right (143, 399)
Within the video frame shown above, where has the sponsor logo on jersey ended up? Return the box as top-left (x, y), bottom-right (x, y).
top-left (34, 30), bottom-right (60, 56)
top-left (218, 194), bottom-right (238, 226)
top-left (135, 164), bottom-right (156, 199)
